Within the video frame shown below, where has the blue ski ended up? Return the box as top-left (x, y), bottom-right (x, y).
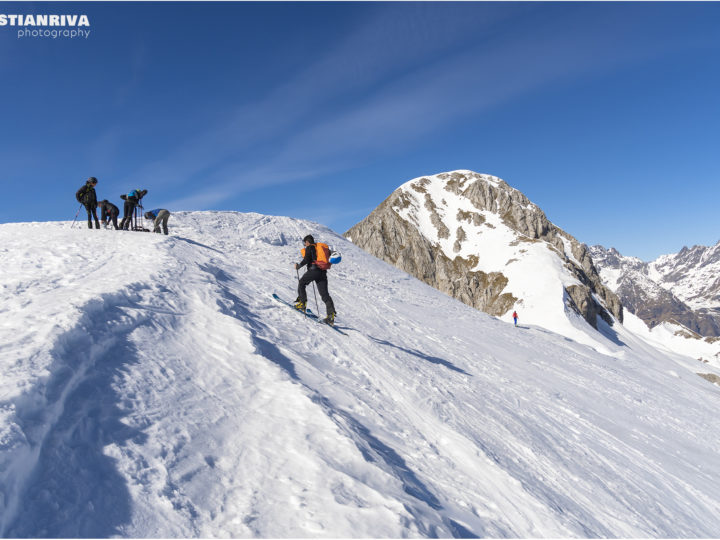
top-left (272, 293), bottom-right (319, 320)
top-left (272, 293), bottom-right (346, 334)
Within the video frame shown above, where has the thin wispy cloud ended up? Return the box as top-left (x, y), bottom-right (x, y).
top-left (161, 164), bottom-right (339, 211)
top-left (153, 4), bottom-right (699, 212)
top-left (119, 4), bottom-right (524, 194)
top-left (3, 2), bottom-right (717, 259)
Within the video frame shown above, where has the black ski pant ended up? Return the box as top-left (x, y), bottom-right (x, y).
top-left (298, 268), bottom-right (336, 316)
top-left (85, 204), bottom-right (100, 229)
top-left (120, 200), bottom-right (137, 230)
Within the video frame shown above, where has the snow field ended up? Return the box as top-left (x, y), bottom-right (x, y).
top-left (2, 212), bottom-right (720, 537)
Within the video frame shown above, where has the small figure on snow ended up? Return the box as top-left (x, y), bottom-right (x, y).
top-left (75, 177), bottom-right (100, 229)
top-left (512, 310), bottom-right (519, 327)
top-left (144, 208), bottom-right (171, 235)
top-left (98, 199), bottom-right (120, 230)
top-left (293, 235), bottom-right (337, 325)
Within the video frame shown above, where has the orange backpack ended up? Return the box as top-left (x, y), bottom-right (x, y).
top-left (302, 242), bottom-right (332, 270)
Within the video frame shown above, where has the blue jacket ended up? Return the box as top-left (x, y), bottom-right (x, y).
top-left (127, 189), bottom-right (147, 200)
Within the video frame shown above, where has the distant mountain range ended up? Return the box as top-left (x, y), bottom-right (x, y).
top-left (590, 244), bottom-right (720, 337)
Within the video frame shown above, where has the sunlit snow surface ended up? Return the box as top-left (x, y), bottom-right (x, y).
top-left (1, 212), bottom-right (720, 538)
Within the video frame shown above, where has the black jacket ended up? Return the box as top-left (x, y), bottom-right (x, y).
top-left (76, 182), bottom-right (97, 207)
top-left (98, 200), bottom-right (119, 220)
top-left (298, 244), bottom-right (318, 270)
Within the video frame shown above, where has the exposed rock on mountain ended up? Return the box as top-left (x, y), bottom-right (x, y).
top-left (653, 244), bottom-right (720, 309)
top-left (590, 245), bottom-right (720, 337)
top-left (345, 170), bottom-right (622, 331)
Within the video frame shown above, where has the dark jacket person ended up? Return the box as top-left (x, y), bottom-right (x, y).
top-left (75, 177), bottom-right (100, 229)
top-left (98, 199), bottom-right (120, 230)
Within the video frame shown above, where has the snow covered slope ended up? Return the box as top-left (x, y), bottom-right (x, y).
top-left (2, 212), bottom-right (720, 537)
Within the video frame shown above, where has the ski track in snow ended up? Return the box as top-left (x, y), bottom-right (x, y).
top-left (2, 213), bottom-right (720, 537)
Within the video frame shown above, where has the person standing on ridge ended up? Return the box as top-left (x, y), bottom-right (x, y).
top-left (144, 208), bottom-right (171, 235)
top-left (75, 177), bottom-right (100, 229)
top-left (98, 199), bottom-right (120, 230)
top-left (294, 234), bottom-right (337, 325)
top-left (512, 310), bottom-right (519, 327)
top-left (120, 188), bottom-right (147, 230)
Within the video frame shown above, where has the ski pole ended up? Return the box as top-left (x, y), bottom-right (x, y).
top-left (70, 203), bottom-right (83, 229)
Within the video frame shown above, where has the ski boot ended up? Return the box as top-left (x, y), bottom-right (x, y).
top-left (294, 299), bottom-right (307, 312)
top-left (323, 312), bottom-right (336, 326)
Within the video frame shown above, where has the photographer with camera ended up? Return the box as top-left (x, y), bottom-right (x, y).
top-left (119, 188), bottom-right (147, 230)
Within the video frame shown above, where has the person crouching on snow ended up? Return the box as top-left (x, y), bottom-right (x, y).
top-left (144, 208), bottom-right (171, 235)
top-left (98, 199), bottom-right (120, 230)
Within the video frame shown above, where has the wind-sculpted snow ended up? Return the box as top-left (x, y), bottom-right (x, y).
top-left (2, 213), bottom-right (720, 537)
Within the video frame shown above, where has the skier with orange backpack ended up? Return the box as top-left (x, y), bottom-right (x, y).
top-left (294, 235), bottom-right (337, 325)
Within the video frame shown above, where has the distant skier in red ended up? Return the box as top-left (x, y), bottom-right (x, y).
top-left (512, 311), bottom-right (518, 327)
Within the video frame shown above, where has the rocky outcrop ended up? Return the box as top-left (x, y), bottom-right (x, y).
top-left (345, 192), bottom-right (516, 316)
top-left (698, 373), bottom-right (720, 385)
top-left (345, 171), bottom-right (623, 328)
top-left (441, 172), bottom-right (622, 325)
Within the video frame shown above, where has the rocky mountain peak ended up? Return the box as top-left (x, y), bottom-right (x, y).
top-left (345, 170), bottom-right (623, 335)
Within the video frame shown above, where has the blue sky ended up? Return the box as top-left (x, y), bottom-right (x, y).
top-left (1, 2), bottom-right (719, 260)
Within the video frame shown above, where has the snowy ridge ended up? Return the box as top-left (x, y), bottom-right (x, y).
top-left (393, 171), bottom-right (539, 260)
top-left (2, 212), bottom-right (720, 537)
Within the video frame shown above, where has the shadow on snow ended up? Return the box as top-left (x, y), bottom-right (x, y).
top-left (369, 336), bottom-right (471, 376)
top-left (5, 291), bottom-right (152, 538)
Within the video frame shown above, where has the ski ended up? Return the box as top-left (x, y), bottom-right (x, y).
top-left (272, 293), bottom-right (318, 320)
top-left (271, 293), bottom-right (346, 334)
